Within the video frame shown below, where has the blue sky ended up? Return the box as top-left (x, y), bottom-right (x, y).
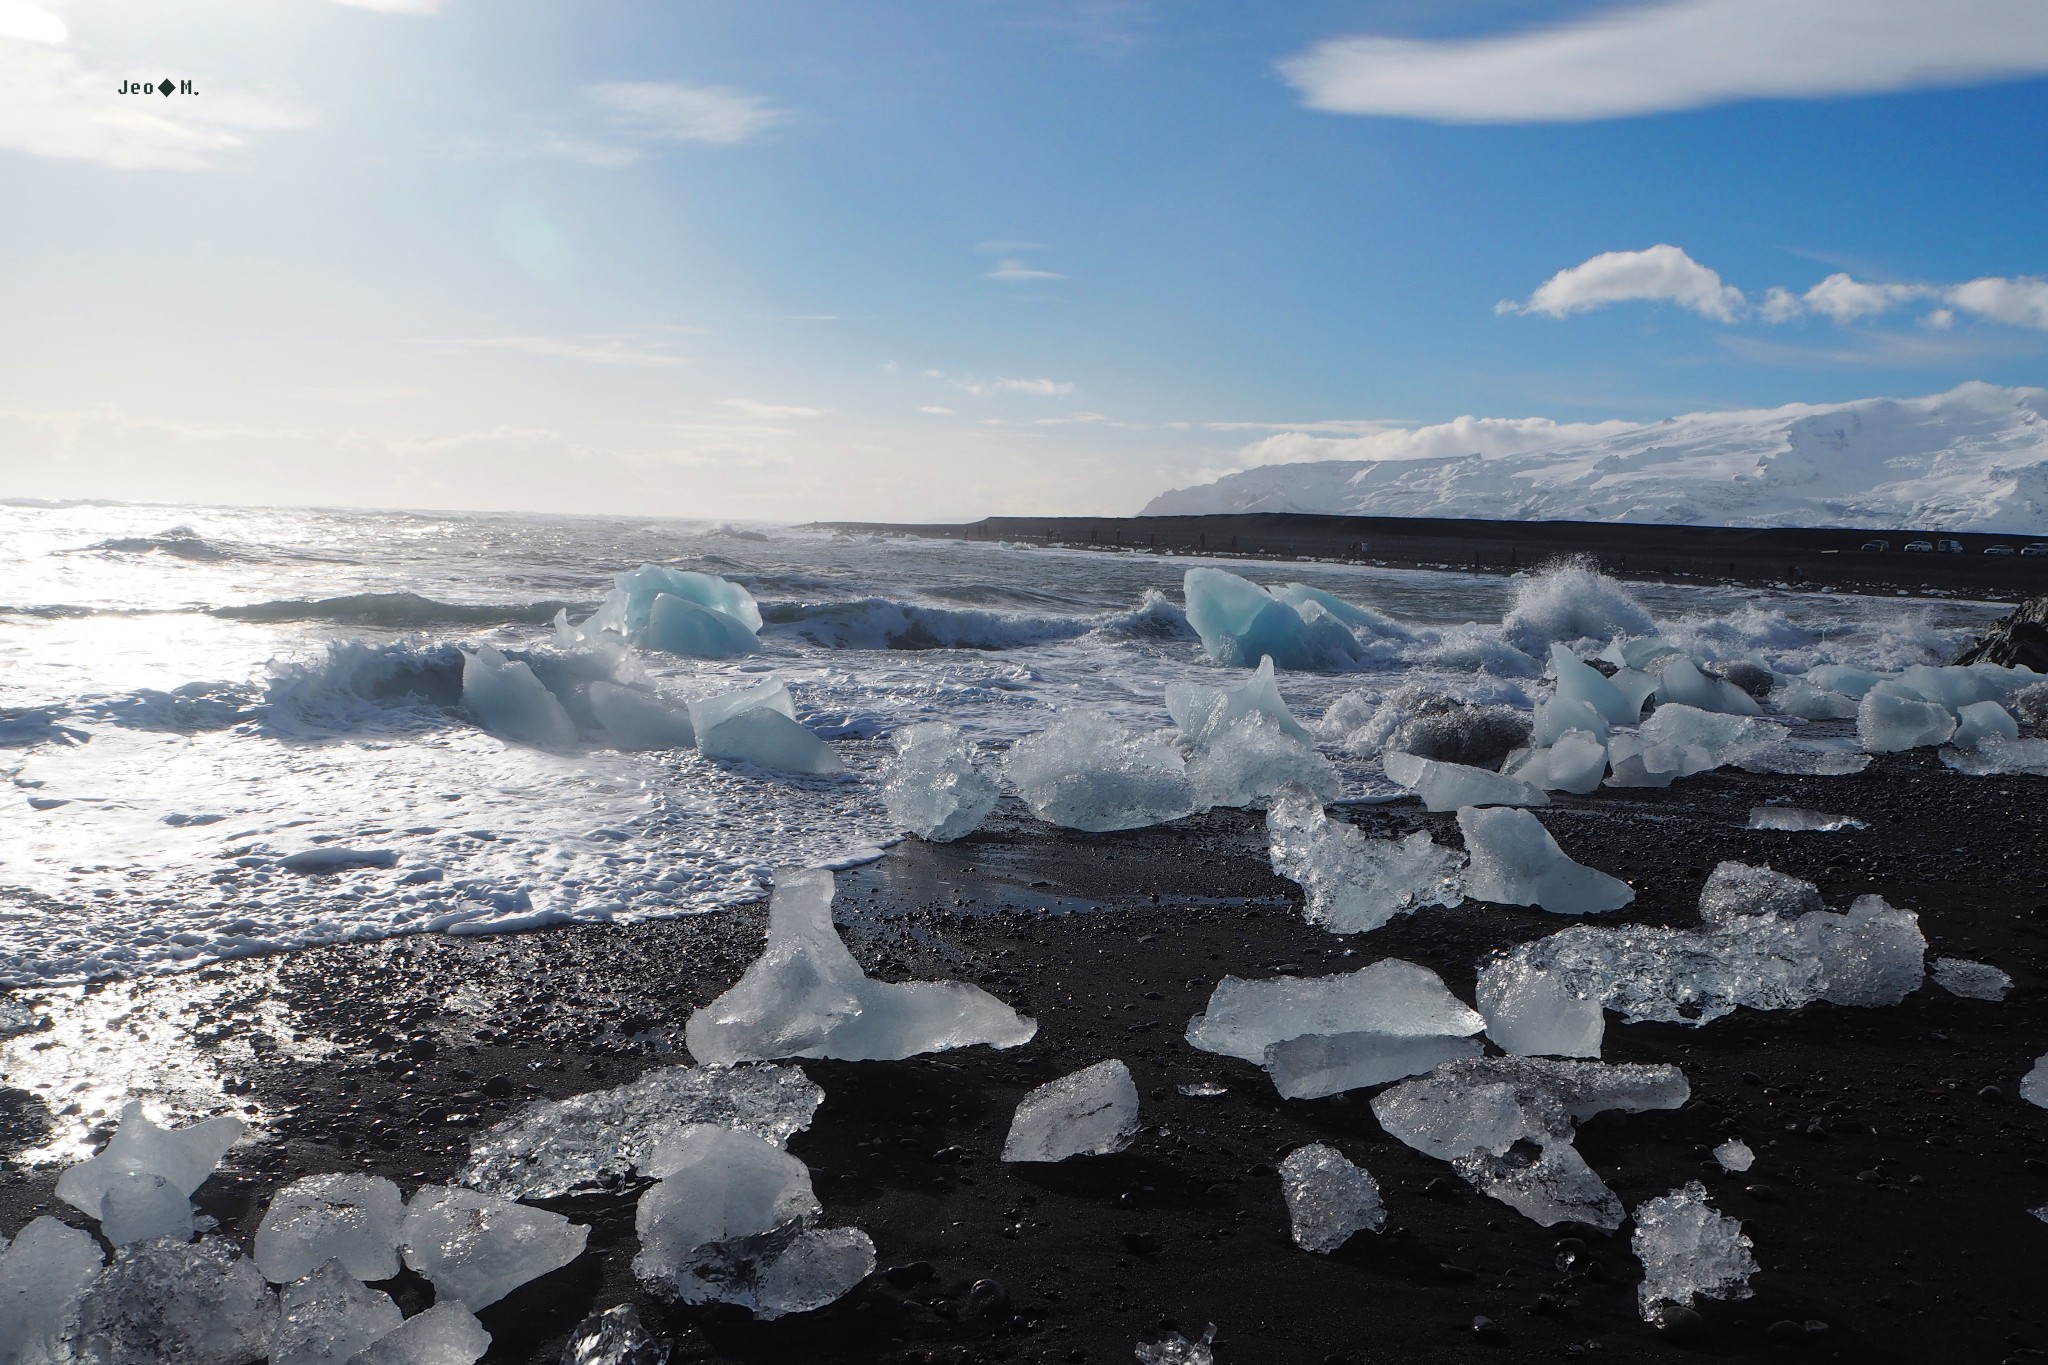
top-left (2, 0), bottom-right (2045, 520)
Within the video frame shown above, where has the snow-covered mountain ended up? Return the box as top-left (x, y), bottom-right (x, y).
top-left (1144, 383), bottom-right (2048, 532)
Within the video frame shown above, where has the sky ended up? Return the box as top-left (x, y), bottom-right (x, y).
top-left (1, 0), bottom-right (2045, 522)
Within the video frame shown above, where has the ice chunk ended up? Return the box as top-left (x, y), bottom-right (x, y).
top-left (347, 1302), bottom-right (489, 1365)
top-left (1601, 730), bottom-right (1708, 788)
top-left (1265, 786), bottom-right (1464, 935)
top-left (1532, 692), bottom-right (1610, 746)
top-left (2023, 1054), bottom-right (2048, 1109)
top-left (1457, 807), bottom-right (1633, 915)
top-left (1005, 712), bottom-right (1201, 831)
top-left (640, 592), bottom-right (760, 659)
top-left (1502, 729), bottom-right (1608, 795)
top-left (1931, 956), bottom-right (2012, 1001)
top-left (1183, 567), bottom-right (1359, 671)
top-left (687, 679), bottom-right (794, 735)
top-left (1001, 1060), bottom-right (1140, 1162)
top-left (882, 722), bottom-right (999, 841)
top-left (685, 867), bottom-right (1035, 1064)
top-left (568, 565), bottom-right (762, 646)
top-left (699, 707), bottom-right (845, 776)
top-left (1274, 583), bottom-right (1409, 638)
top-left (1165, 655), bottom-right (1313, 744)
top-left (459, 1063), bottom-right (822, 1200)
top-left (1806, 663), bottom-right (1881, 698)
top-left (1186, 959), bottom-right (1484, 1064)
top-left (1184, 711), bottom-right (1339, 809)
top-left (1549, 645), bottom-right (1637, 726)
top-left (1372, 1056), bottom-right (1688, 1228)
top-left (1713, 1139), bottom-right (1755, 1173)
top-left (1476, 957), bottom-right (1603, 1058)
top-left (1698, 861), bottom-right (1821, 923)
top-left (272, 1261), bottom-right (402, 1365)
top-left (1262, 1030), bottom-right (1484, 1100)
top-left (1655, 658), bottom-right (1762, 716)
top-left (587, 680), bottom-right (695, 749)
top-left (633, 1125), bottom-right (874, 1318)
top-left (66, 1236), bottom-right (278, 1365)
top-left (1135, 1325), bottom-right (1216, 1365)
top-left (1631, 1182), bottom-right (1756, 1318)
top-left (1805, 894), bottom-right (1926, 1006)
top-left (1858, 686), bottom-right (1957, 752)
top-left (398, 1187), bottom-right (588, 1310)
top-left (1770, 676), bottom-right (1860, 720)
top-left (254, 1173), bottom-right (405, 1284)
top-left (1383, 749), bottom-right (1548, 813)
top-left (1279, 1143), bottom-right (1386, 1252)
top-left (1943, 733), bottom-right (2048, 776)
top-left (1952, 700), bottom-right (2020, 748)
top-left (459, 646), bottom-right (575, 747)
top-left (558, 1305), bottom-right (666, 1365)
top-left (56, 1101), bottom-right (244, 1223)
top-left (1745, 806), bottom-right (1863, 832)
top-left (1639, 704), bottom-right (1788, 768)
top-left (0, 1216), bottom-right (104, 1364)
top-left (98, 1172), bottom-right (195, 1246)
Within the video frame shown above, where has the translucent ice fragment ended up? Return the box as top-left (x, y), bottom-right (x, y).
top-left (459, 646), bottom-right (575, 747)
top-left (1655, 658), bottom-right (1762, 716)
top-left (2024, 1054), bottom-right (2048, 1109)
top-left (1631, 1182), bottom-right (1756, 1317)
top-left (1770, 678), bottom-right (1859, 720)
top-left (1279, 1143), bottom-right (1386, 1252)
top-left (459, 1063), bottom-right (823, 1200)
top-left (1383, 749), bottom-right (1549, 813)
top-left (640, 592), bottom-right (760, 659)
top-left (254, 1173), bottom-right (406, 1284)
top-left (1697, 861), bottom-right (1821, 923)
top-left (1549, 645), bottom-right (1638, 727)
top-left (1183, 567), bottom-right (1359, 671)
top-left (1262, 1030), bottom-right (1484, 1100)
top-left (1805, 664), bottom-right (1881, 698)
top-left (56, 1101), bottom-right (244, 1223)
top-left (1265, 786), bottom-right (1464, 934)
top-left (1273, 584), bottom-right (1410, 640)
top-left (1638, 704), bottom-right (1787, 769)
top-left (1803, 894), bottom-right (1927, 1007)
top-left (66, 1236), bottom-right (278, 1365)
top-left (1005, 712), bottom-right (1201, 831)
top-left (1457, 807), bottom-right (1633, 915)
top-left (1531, 693), bottom-right (1610, 746)
top-left (346, 1301), bottom-right (489, 1365)
top-left (272, 1261), bottom-right (402, 1365)
top-left (1001, 1060), bottom-right (1139, 1162)
top-left (1476, 957), bottom-right (1603, 1058)
top-left (687, 679), bottom-right (794, 736)
top-left (1712, 1139), bottom-right (1754, 1174)
top-left (699, 707), bottom-right (845, 776)
top-left (1930, 956), bottom-right (2011, 1001)
top-left (587, 680), bottom-right (695, 749)
top-left (1858, 686), bottom-right (1957, 753)
top-left (571, 565), bottom-right (762, 644)
top-left (1952, 700), bottom-right (2020, 749)
top-left (398, 1187), bottom-right (588, 1310)
top-left (0, 1216), bottom-right (103, 1364)
top-left (1503, 729), bottom-right (1608, 795)
top-left (1165, 656), bottom-right (1313, 744)
top-left (1134, 1324), bottom-right (1216, 1365)
top-left (558, 1305), bottom-right (667, 1365)
top-left (882, 722), bottom-right (999, 841)
top-left (1943, 734), bottom-right (2048, 776)
top-left (98, 1172), bottom-right (195, 1246)
top-left (1186, 959), bottom-right (1483, 1065)
top-left (1184, 711), bottom-right (1339, 810)
top-left (685, 867), bottom-right (1034, 1065)
top-left (1745, 806), bottom-right (1863, 832)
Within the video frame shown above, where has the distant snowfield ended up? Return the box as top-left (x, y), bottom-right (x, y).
top-left (1145, 383), bottom-right (2048, 533)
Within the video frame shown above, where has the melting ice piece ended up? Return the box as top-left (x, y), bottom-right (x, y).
top-left (1532, 695), bottom-right (1610, 747)
top-left (1382, 750), bottom-right (1549, 813)
top-left (1274, 584), bottom-right (1410, 640)
top-left (1457, 807), bottom-right (1633, 915)
top-left (558, 1304), bottom-right (668, 1365)
top-left (566, 565), bottom-right (762, 650)
top-left (1279, 1143), bottom-right (1385, 1252)
top-left (1858, 686), bottom-right (1958, 753)
top-left (1771, 677), bottom-right (1860, 720)
top-left (1932, 957), bottom-right (2012, 1001)
top-left (348, 1301), bottom-right (490, 1365)
top-left (1951, 700), bottom-right (2019, 749)
top-left (1135, 1324), bottom-right (1217, 1365)
top-left (1549, 645), bottom-right (1638, 727)
top-left (1713, 1139), bottom-right (1755, 1173)
top-left (460, 646), bottom-right (576, 748)
top-left (587, 680), bottom-right (695, 749)
top-left (687, 867), bottom-right (1035, 1064)
top-left (1371, 1057), bottom-right (1689, 1229)
top-left (1184, 711), bottom-right (1339, 809)
top-left (1166, 656), bottom-right (1313, 744)
top-left (459, 1063), bottom-right (823, 1200)
top-left (633, 1125), bottom-right (874, 1318)
top-left (56, 1100), bottom-right (244, 1224)
top-left (1186, 959), bottom-right (1483, 1065)
top-left (641, 592), bottom-right (760, 659)
top-left (254, 1173), bottom-right (406, 1284)
top-left (1655, 658), bottom-right (1761, 716)
top-left (1698, 861), bottom-right (1821, 923)
top-left (1265, 786), bottom-right (1464, 934)
top-left (398, 1187), bottom-right (588, 1310)
top-left (882, 722), bottom-right (1000, 840)
top-left (1263, 1031), bottom-right (1484, 1101)
top-left (98, 1172), bottom-right (195, 1246)
top-left (688, 679), bottom-right (794, 735)
top-left (1638, 705), bottom-right (1787, 770)
top-left (1004, 712), bottom-right (1202, 832)
top-left (66, 1236), bottom-right (279, 1365)
top-left (1184, 567), bottom-right (1360, 671)
top-left (2025, 1054), bottom-right (2048, 1109)
top-left (272, 1261), bottom-right (402, 1365)
top-left (1002, 1060), bottom-right (1140, 1162)
top-left (1806, 663), bottom-right (1882, 698)
top-left (1475, 957), bottom-right (1603, 1058)
top-left (1503, 729), bottom-right (1608, 795)
top-left (1746, 806), bottom-right (1863, 832)
top-left (1631, 1182), bottom-right (1757, 1318)
top-left (1943, 734), bottom-right (2048, 776)
top-left (0, 1216), bottom-right (104, 1363)
top-left (699, 708), bottom-right (845, 776)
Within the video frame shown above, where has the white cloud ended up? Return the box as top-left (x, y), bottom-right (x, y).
top-left (0, 40), bottom-right (316, 172)
top-left (986, 258), bottom-right (1069, 282)
top-left (533, 133), bottom-right (642, 168)
top-left (976, 377), bottom-right (1076, 397)
top-left (918, 405), bottom-right (956, 415)
top-left (0, 2), bottom-right (64, 43)
top-left (415, 335), bottom-right (693, 368)
top-left (1502, 244), bottom-right (1746, 321)
top-left (1236, 414), bottom-right (1639, 468)
top-left (587, 81), bottom-right (788, 146)
top-left (1759, 270), bottom-right (2048, 331)
top-left (1948, 275), bottom-right (2048, 330)
top-left (718, 398), bottom-right (828, 419)
top-left (1281, 0), bottom-right (2048, 123)
top-left (1795, 272), bottom-right (1939, 322)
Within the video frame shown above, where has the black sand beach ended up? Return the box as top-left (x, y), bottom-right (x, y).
top-left (5, 745), bottom-right (2047, 1364)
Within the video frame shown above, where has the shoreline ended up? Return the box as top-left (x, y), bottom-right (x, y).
top-left (4, 752), bottom-right (2046, 1363)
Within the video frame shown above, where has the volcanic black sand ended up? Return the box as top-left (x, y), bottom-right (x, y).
top-left (5, 748), bottom-right (2048, 1364)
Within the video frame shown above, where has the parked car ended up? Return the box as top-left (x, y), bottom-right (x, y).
top-left (2024, 543), bottom-right (2048, 556)
top-left (1859, 539), bottom-right (1889, 552)
top-left (1935, 539), bottom-right (1964, 554)
top-left (1903, 540), bottom-right (1934, 552)
top-left (1985, 544), bottom-right (2016, 555)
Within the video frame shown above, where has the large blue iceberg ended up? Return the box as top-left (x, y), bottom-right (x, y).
top-left (1182, 568), bottom-right (1365, 671)
top-left (560, 564), bottom-right (763, 659)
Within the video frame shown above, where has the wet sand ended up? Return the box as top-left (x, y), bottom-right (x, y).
top-left (5, 749), bottom-right (2047, 1364)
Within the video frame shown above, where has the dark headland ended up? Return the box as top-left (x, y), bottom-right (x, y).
top-left (823, 513), bottom-right (2048, 600)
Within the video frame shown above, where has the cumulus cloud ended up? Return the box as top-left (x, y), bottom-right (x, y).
top-left (587, 81), bottom-right (789, 145)
top-left (1237, 415), bottom-right (1640, 468)
top-left (1281, 0), bottom-right (2048, 124)
top-left (1760, 271), bottom-right (2048, 331)
top-left (1501, 244), bottom-right (1746, 321)
top-left (1948, 275), bottom-right (2048, 330)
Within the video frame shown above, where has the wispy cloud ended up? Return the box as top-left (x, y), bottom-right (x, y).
top-left (414, 334), bottom-right (694, 368)
top-left (1717, 330), bottom-right (2040, 368)
top-left (1282, 0), bottom-right (2048, 123)
top-left (718, 398), bottom-right (828, 419)
top-left (1234, 414), bottom-right (1640, 468)
top-left (1500, 245), bottom-right (1746, 321)
top-left (587, 81), bottom-right (789, 146)
top-left (962, 377), bottom-right (1077, 397)
top-left (918, 405), bottom-right (956, 415)
top-left (986, 258), bottom-right (1069, 282)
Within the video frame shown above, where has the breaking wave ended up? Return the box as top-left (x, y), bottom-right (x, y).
top-left (1500, 556), bottom-right (1656, 655)
top-left (216, 593), bottom-right (578, 629)
top-left (67, 526), bottom-right (249, 562)
top-left (759, 597), bottom-right (1095, 651)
